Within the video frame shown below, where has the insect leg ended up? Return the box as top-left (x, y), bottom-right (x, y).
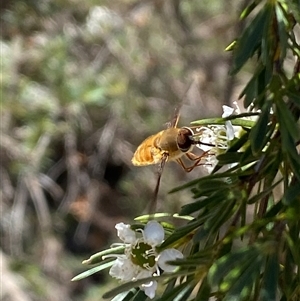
top-left (185, 152), bottom-right (208, 161)
top-left (176, 152), bottom-right (209, 172)
top-left (176, 158), bottom-right (196, 172)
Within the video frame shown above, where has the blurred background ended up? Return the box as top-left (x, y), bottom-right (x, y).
top-left (1, 0), bottom-right (250, 300)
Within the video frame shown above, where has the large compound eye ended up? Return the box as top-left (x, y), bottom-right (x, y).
top-left (177, 127), bottom-right (194, 152)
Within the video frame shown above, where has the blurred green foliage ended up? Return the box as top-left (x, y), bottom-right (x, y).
top-left (1, 0), bottom-right (243, 300)
top-left (72, 0), bottom-right (300, 300)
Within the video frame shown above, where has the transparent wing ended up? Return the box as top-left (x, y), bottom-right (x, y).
top-left (170, 81), bottom-right (195, 128)
top-left (149, 82), bottom-right (195, 212)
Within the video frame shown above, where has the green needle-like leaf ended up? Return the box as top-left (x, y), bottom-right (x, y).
top-left (249, 101), bottom-right (272, 155)
top-left (231, 5), bottom-right (272, 74)
top-left (260, 254), bottom-right (279, 301)
top-left (71, 260), bottom-right (114, 281)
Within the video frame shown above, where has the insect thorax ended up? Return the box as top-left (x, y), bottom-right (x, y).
top-left (157, 128), bottom-right (180, 154)
top-left (157, 127), bottom-right (194, 157)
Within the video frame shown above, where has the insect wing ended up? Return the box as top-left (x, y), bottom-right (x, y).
top-left (170, 80), bottom-right (195, 128)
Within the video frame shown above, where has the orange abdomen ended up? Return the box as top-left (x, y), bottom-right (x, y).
top-left (132, 131), bottom-right (165, 166)
top-left (132, 128), bottom-right (185, 166)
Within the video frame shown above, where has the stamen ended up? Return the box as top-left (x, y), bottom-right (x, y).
top-left (143, 263), bottom-right (152, 270)
top-left (111, 243), bottom-right (129, 247)
top-left (145, 249), bottom-right (156, 257)
top-left (102, 254), bottom-right (125, 260)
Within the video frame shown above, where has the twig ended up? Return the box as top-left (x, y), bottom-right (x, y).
top-left (58, 129), bottom-right (81, 213)
top-left (9, 177), bottom-right (28, 256)
top-left (25, 174), bottom-right (51, 232)
top-left (38, 173), bottom-right (64, 202)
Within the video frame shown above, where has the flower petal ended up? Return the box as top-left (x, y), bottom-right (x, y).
top-left (115, 222), bottom-right (136, 244)
top-left (141, 280), bottom-right (157, 299)
top-left (233, 101), bottom-right (241, 114)
top-left (222, 105), bottom-right (234, 118)
top-left (203, 154), bottom-right (218, 174)
top-left (225, 120), bottom-right (235, 141)
top-left (136, 270), bottom-right (157, 299)
top-left (136, 269), bottom-right (153, 279)
top-left (109, 257), bottom-right (137, 282)
top-left (143, 221), bottom-right (164, 246)
top-left (158, 248), bottom-right (183, 272)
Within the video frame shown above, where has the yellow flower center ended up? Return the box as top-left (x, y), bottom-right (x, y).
top-left (131, 242), bottom-right (156, 269)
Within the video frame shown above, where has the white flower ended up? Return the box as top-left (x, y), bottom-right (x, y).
top-left (193, 101), bottom-right (259, 173)
top-left (193, 103), bottom-right (243, 173)
top-left (222, 105), bottom-right (235, 141)
top-left (105, 221), bottom-right (183, 299)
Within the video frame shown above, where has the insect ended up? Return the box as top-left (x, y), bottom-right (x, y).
top-left (131, 90), bottom-right (209, 212)
top-left (131, 112), bottom-right (206, 172)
